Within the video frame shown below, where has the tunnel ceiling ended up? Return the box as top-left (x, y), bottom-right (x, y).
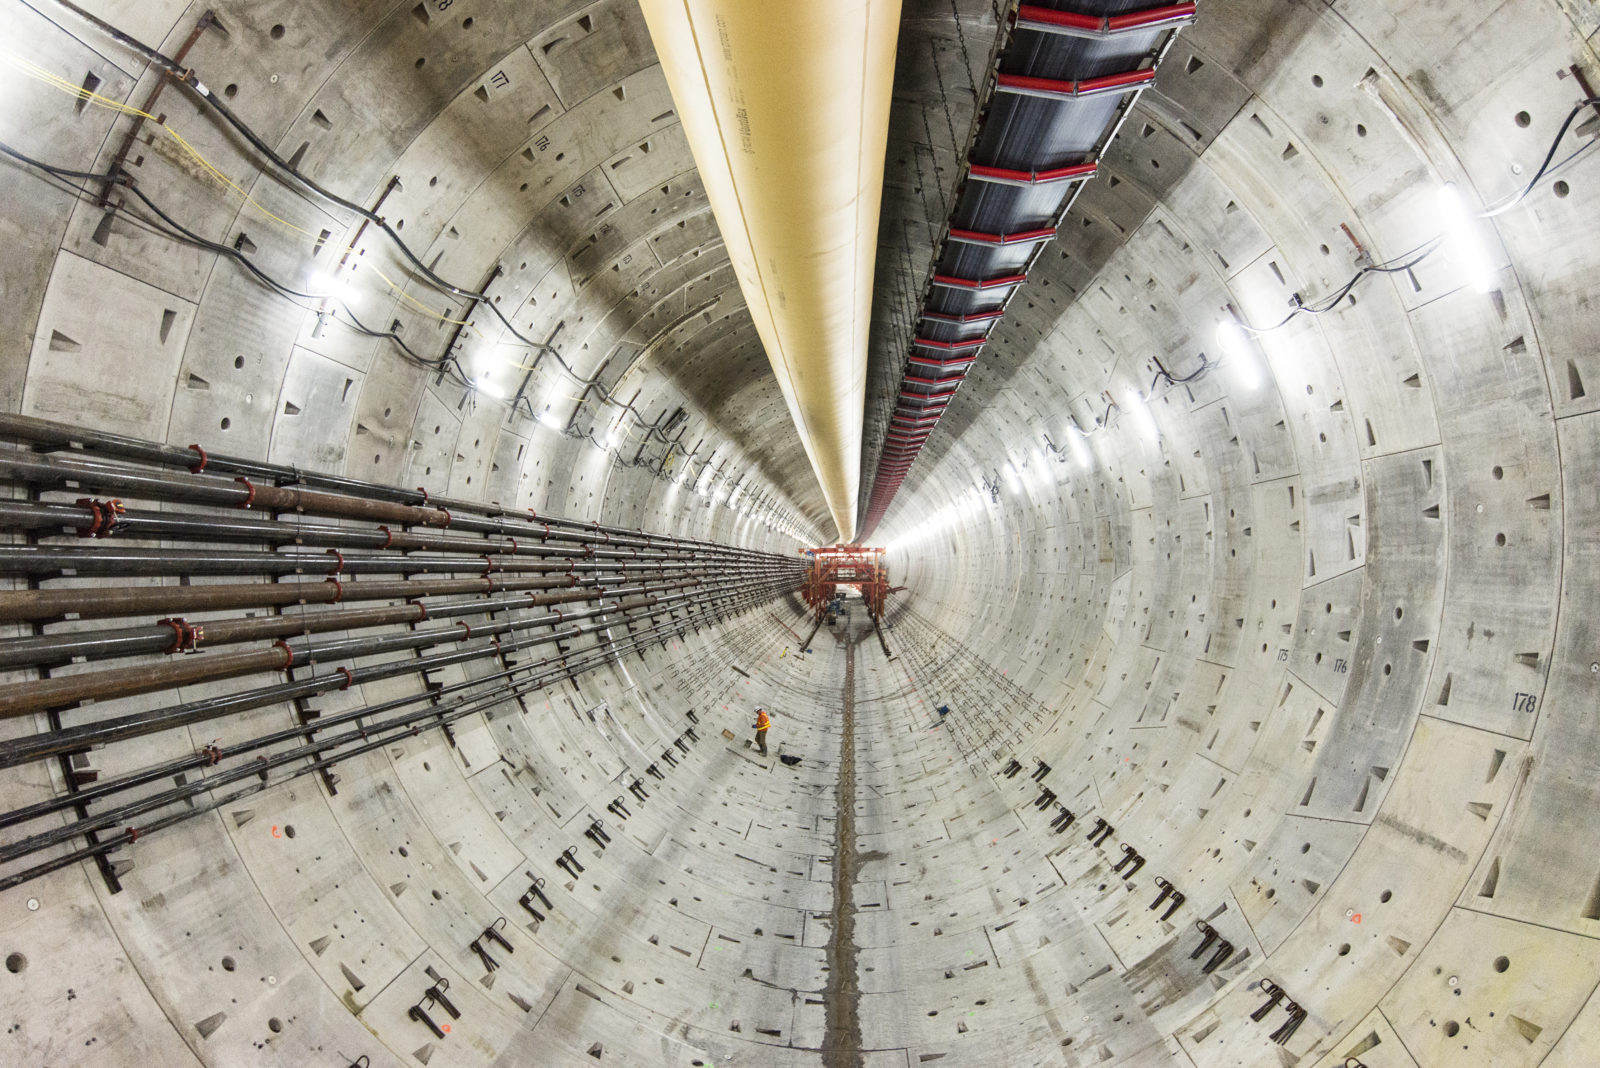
top-left (5, 0), bottom-right (1600, 1066)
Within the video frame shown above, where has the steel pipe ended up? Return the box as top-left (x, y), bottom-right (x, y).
top-left (0, 575), bottom-right (788, 718)
top-left (0, 573), bottom-right (796, 769)
top-left (0, 576), bottom-right (705, 668)
top-left (0, 593), bottom-right (766, 893)
top-left (0, 413), bottom-right (768, 552)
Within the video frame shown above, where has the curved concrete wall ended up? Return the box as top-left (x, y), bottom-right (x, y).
top-left (1, 0), bottom-right (1597, 1065)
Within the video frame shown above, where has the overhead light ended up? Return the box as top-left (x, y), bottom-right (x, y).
top-left (538, 407), bottom-right (562, 429)
top-left (471, 377), bottom-right (507, 399)
top-left (1125, 389), bottom-right (1158, 440)
top-left (1215, 321), bottom-right (1262, 390)
top-left (1068, 426), bottom-right (1092, 467)
top-left (1437, 183), bottom-right (1495, 293)
top-left (313, 268), bottom-right (362, 308)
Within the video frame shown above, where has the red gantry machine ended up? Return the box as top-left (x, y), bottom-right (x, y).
top-left (799, 546), bottom-right (894, 657)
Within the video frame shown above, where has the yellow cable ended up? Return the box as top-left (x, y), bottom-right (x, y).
top-left (364, 261), bottom-right (477, 329)
top-left (3, 52), bottom-right (312, 238)
top-left (6, 52), bottom-right (605, 388)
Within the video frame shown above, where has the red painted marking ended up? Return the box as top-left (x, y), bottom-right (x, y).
top-left (270, 825), bottom-right (282, 839)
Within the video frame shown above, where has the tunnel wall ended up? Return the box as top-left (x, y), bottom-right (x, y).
top-left (1, 0), bottom-right (1599, 1065)
top-left (879, 0), bottom-right (1600, 1063)
top-left (0, 1), bottom-right (827, 1064)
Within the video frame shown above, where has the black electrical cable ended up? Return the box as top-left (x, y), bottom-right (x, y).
top-left (1243, 96), bottom-right (1600, 332)
top-left (1484, 96), bottom-right (1600, 216)
top-left (2, 126), bottom-right (794, 524)
top-left (0, 139), bottom-right (460, 382)
top-left (45, 0), bottom-right (715, 447)
top-left (118, 181), bottom-right (443, 373)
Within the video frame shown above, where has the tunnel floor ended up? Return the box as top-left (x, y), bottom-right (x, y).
top-left (665, 607), bottom-right (1185, 1064)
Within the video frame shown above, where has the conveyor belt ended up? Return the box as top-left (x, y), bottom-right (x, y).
top-left (860, 1), bottom-right (1195, 537)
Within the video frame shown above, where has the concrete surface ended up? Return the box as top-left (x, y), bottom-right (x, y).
top-left (1, 0), bottom-right (1599, 1064)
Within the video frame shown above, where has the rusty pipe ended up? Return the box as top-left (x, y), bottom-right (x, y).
top-left (0, 412), bottom-right (762, 551)
top-left (0, 572), bottom-right (798, 768)
top-left (0, 573), bottom-right (584, 623)
top-left (0, 576), bottom-right (705, 668)
top-left (0, 575), bottom-right (791, 718)
top-left (0, 451), bottom-right (455, 527)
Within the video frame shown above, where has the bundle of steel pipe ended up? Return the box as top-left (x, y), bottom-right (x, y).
top-left (0, 590), bottom-right (785, 892)
top-left (0, 414), bottom-right (806, 892)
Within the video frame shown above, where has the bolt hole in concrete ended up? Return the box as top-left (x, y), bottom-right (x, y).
top-left (1356, 123), bottom-right (1367, 136)
top-left (1311, 74), bottom-right (1323, 87)
top-left (1495, 956), bottom-right (1511, 972)
top-left (219, 417), bottom-right (231, 430)
top-left (233, 355), bottom-right (244, 368)
top-left (223, 83), bottom-right (237, 99)
top-left (1493, 465), bottom-right (1504, 479)
top-left (1444, 1021), bottom-right (1461, 1037)
top-left (270, 23), bottom-right (285, 39)
top-left (268, 1018), bottom-right (282, 1033)
top-left (1495, 533), bottom-right (1507, 546)
top-left (283, 824), bottom-right (296, 838)
top-left (1554, 180), bottom-right (1570, 198)
top-left (1301, 842), bottom-right (1311, 853)
top-left (5, 953), bottom-right (26, 973)
top-left (1516, 110), bottom-right (1532, 127)
top-left (1381, 890), bottom-right (1393, 902)
top-left (222, 956), bottom-right (236, 971)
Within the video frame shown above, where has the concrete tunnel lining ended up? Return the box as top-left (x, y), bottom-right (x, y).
top-left (1, 0), bottom-right (1600, 1064)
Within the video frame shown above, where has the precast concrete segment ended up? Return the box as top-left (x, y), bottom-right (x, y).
top-left (637, 0), bottom-right (904, 542)
top-left (7, 0), bottom-right (1600, 1065)
top-left (822, 621), bottom-right (864, 1066)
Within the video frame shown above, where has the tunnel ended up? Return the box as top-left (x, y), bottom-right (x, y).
top-left (0, 0), bottom-right (1597, 1065)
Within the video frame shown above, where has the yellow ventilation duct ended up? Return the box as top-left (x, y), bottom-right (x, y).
top-left (638, 0), bottom-right (901, 544)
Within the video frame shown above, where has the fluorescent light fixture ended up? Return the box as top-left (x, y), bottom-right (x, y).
top-left (1069, 426), bottom-right (1091, 467)
top-left (538, 407), bottom-right (562, 429)
top-left (1437, 183), bottom-right (1495, 294)
top-left (1031, 450), bottom-right (1049, 482)
top-left (471, 376), bottom-right (507, 399)
top-left (1215, 321), bottom-right (1262, 390)
top-left (1126, 389), bottom-right (1159, 440)
top-left (313, 269), bottom-right (362, 307)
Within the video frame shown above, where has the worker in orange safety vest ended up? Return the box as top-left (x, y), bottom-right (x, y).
top-left (753, 708), bottom-right (770, 756)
